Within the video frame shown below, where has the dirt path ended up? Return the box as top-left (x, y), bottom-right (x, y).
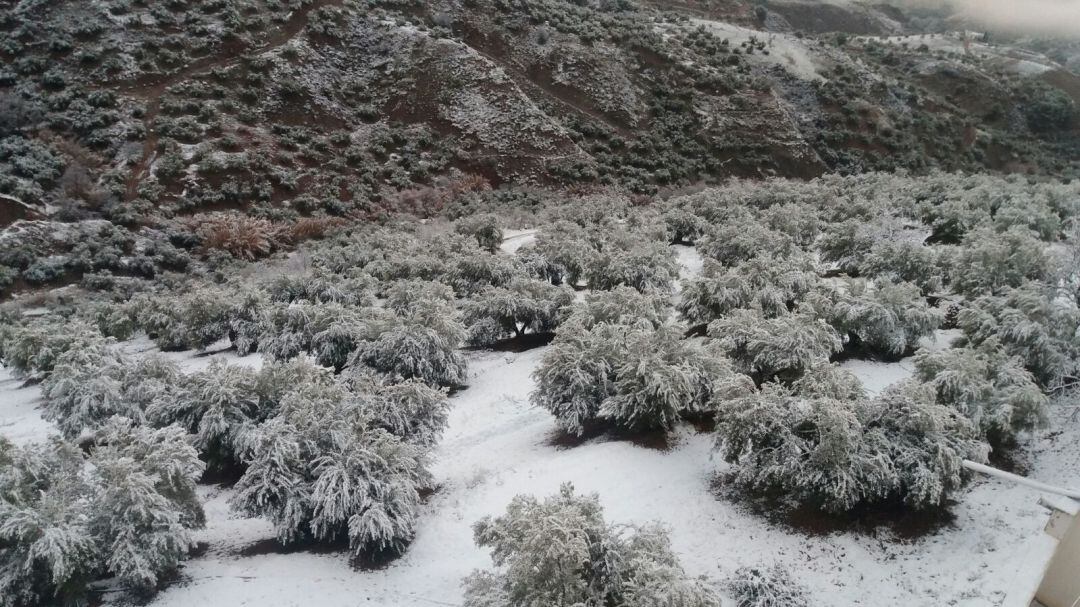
top-left (114, 0), bottom-right (345, 202)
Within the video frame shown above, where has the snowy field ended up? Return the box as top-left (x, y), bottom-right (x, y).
top-left (1, 239), bottom-right (1077, 607)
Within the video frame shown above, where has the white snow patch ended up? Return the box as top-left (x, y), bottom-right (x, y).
top-left (680, 19), bottom-right (825, 81)
top-left (840, 328), bottom-right (963, 396)
top-left (499, 228), bottom-right (538, 254)
top-left (0, 366), bottom-right (56, 445)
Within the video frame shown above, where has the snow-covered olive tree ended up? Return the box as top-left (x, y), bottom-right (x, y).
top-left (0, 318), bottom-right (106, 379)
top-left (599, 328), bottom-right (752, 432)
top-left (384, 279), bottom-right (455, 315)
top-left (447, 251), bottom-right (522, 296)
top-left (948, 226), bottom-right (1050, 296)
top-left (678, 255), bottom-right (818, 325)
top-left (533, 322), bottom-right (749, 435)
top-left (230, 381), bottom-right (430, 557)
top-left (0, 419), bottom-right (204, 605)
top-left (955, 285), bottom-right (1080, 389)
top-left (455, 213), bottom-right (503, 252)
top-left (529, 221), bottom-right (595, 286)
top-left (463, 484), bottom-right (720, 607)
top-left (566, 286), bottom-right (670, 330)
top-left (531, 323), bottom-right (623, 436)
top-left (913, 341), bottom-right (1048, 446)
top-left (145, 359), bottom-right (264, 471)
top-left (861, 381), bottom-right (987, 509)
top-left (351, 299), bottom-right (467, 387)
top-left (727, 565), bottom-right (809, 607)
top-left (860, 239), bottom-right (943, 295)
top-left (819, 279), bottom-right (940, 359)
top-left (463, 279), bottom-right (573, 346)
top-left (697, 213), bottom-right (794, 266)
top-left (708, 309), bottom-right (843, 382)
top-left (343, 371), bottom-right (451, 449)
top-left (583, 239), bottom-right (678, 294)
top-left (41, 344), bottom-right (184, 439)
top-left (227, 286), bottom-right (269, 355)
top-left (715, 380), bottom-right (984, 512)
top-left (663, 206), bottom-right (709, 245)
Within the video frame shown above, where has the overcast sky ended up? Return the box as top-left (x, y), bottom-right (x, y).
top-left (899, 0), bottom-right (1080, 38)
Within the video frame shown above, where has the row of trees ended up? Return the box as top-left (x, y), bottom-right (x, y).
top-left (0, 420), bottom-right (204, 605)
top-left (1, 322), bottom-right (453, 603)
top-left (524, 173), bottom-right (1076, 516)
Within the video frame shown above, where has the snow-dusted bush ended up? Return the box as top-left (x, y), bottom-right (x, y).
top-left (761, 202), bottom-right (821, 248)
top-left (350, 298), bottom-right (466, 387)
top-left (790, 363), bottom-right (865, 401)
top-left (863, 381), bottom-right (987, 508)
top-left (227, 287), bottom-right (269, 356)
top-left (42, 341), bottom-right (140, 438)
top-left (532, 323), bottom-right (621, 435)
top-left (0, 438), bottom-right (97, 607)
top-left (708, 310), bottom-right (843, 382)
top-left (130, 294), bottom-right (189, 351)
top-left (447, 250), bottom-right (522, 296)
top-left (529, 221), bottom-right (593, 286)
top-left (819, 279), bottom-right (940, 359)
top-left (913, 342), bottom-right (1048, 446)
top-left (948, 226), bottom-right (1050, 296)
top-left (663, 206), bottom-right (709, 244)
top-left (344, 371), bottom-right (451, 449)
top-left (600, 328), bottom-right (751, 432)
top-left (679, 255), bottom-right (818, 324)
top-left (85, 419), bottom-right (206, 589)
top-left (230, 381), bottom-right (430, 557)
top-left (258, 302), bottom-right (321, 362)
top-left (145, 359), bottom-right (263, 470)
top-left (567, 286), bottom-right (670, 330)
top-left (263, 271), bottom-right (372, 306)
top-left (258, 302), bottom-right (387, 368)
top-left (0, 420), bottom-right (204, 605)
top-left (727, 564), bottom-right (809, 607)
top-left (697, 213), bottom-right (794, 266)
top-left (86, 301), bottom-right (137, 341)
top-left (174, 290), bottom-right (234, 350)
top-left (463, 484), bottom-right (720, 607)
top-left (716, 383), bottom-right (878, 512)
top-left (0, 318), bottom-right (106, 379)
top-left (354, 321), bottom-right (467, 387)
top-left (955, 285), bottom-right (1080, 388)
top-left (860, 239), bottom-right (943, 294)
top-left (533, 323), bottom-right (749, 435)
top-left (463, 279), bottom-right (573, 346)
top-left (455, 213), bottom-right (503, 252)
top-left (384, 279), bottom-right (455, 315)
top-left (583, 239), bottom-right (678, 294)
top-left (816, 217), bottom-right (878, 275)
top-left (715, 380), bottom-right (983, 512)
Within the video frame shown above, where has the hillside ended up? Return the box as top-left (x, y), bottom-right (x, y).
top-left (2, 0), bottom-right (1078, 229)
top-left (1, 3), bottom-right (1080, 607)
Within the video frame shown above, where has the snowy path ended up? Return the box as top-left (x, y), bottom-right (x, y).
top-left (497, 228), bottom-right (538, 254)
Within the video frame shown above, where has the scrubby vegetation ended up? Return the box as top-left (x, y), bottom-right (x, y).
top-left (1, 15), bottom-right (1079, 596)
top-left (463, 484), bottom-right (720, 607)
top-left (0, 419), bottom-right (204, 606)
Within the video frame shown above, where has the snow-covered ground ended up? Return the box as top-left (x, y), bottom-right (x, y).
top-left (1, 242), bottom-right (1076, 606)
top-left (681, 19), bottom-right (826, 81)
top-left (497, 228), bottom-right (538, 254)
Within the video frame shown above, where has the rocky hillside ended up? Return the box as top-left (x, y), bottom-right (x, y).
top-left (1, 0), bottom-right (1077, 226)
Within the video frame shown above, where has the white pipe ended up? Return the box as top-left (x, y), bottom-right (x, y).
top-left (963, 460), bottom-right (1080, 500)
